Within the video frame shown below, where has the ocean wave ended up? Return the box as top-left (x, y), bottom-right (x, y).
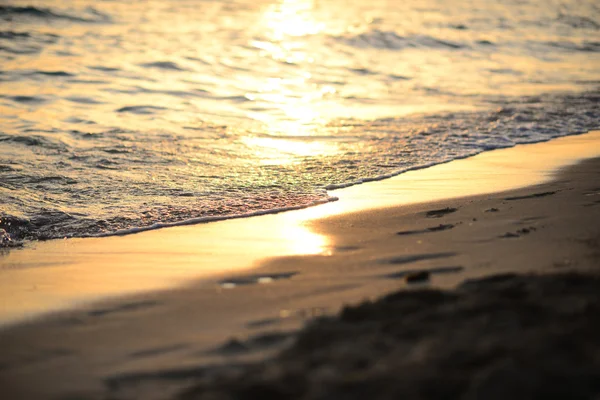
top-left (1, 91), bottom-right (598, 245)
top-left (0, 31), bottom-right (59, 55)
top-left (0, 133), bottom-right (67, 150)
top-left (0, 195), bottom-right (337, 243)
top-left (1, 0), bottom-right (599, 248)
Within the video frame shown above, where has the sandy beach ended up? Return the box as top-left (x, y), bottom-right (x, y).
top-left (2, 1), bottom-right (599, 398)
top-left (1, 133), bottom-right (600, 399)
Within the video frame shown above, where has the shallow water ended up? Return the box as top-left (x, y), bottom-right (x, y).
top-left (0, 0), bottom-right (599, 241)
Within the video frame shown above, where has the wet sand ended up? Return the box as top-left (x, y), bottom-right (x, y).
top-left (1, 136), bottom-right (600, 399)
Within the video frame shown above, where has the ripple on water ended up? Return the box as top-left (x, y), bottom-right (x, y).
top-left (65, 96), bottom-right (103, 105)
top-left (87, 65), bottom-right (122, 72)
top-left (115, 105), bottom-right (168, 114)
top-left (30, 70), bottom-right (75, 77)
top-left (0, 0), bottom-right (598, 244)
top-left (7, 95), bottom-right (48, 104)
top-left (556, 14), bottom-right (599, 30)
top-left (138, 61), bottom-right (189, 71)
top-left (546, 40), bottom-right (600, 52)
top-left (0, 5), bottom-right (111, 23)
top-left (334, 31), bottom-right (466, 50)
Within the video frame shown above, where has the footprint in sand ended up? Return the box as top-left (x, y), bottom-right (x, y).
top-left (218, 271), bottom-right (298, 288)
top-left (206, 331), bottom-right (293, 356)
top-left (380, 252), bottom-right (457, 265)
top-left (516, 216), bottom-right (545, 224)
top-left (499, 226), bottom-right (537, 239)
top-left (396, 223), bottom-right (455, 236)
top-left (583, 188), bottom-right (600, 196)
top-left (504, 191), bottom-right (556, 201)
top-left (384, 266), bottom-right (464, 284)
top-left (88, 300), bottom-right (159, 317)
top-left (129, 344), bottom-right (189, 359)
top-left (583, 200), bottom-right (600, 207)
top-left (425, 207), bottom-right (457, 218)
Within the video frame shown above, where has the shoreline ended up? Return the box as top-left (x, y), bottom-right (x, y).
top-left (0, 132), bottom-right (600, 398)
top-left (1, 131), bottom-right (599, 328)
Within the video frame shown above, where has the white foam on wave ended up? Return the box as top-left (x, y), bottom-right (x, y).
top-left (324, 128), bottom-right (594, 191)
top-left (80, 196), bottom-right (339, 239)
top-left (83, 128), bottom-right (598, 240)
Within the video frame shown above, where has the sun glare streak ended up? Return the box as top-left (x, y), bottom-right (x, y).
top-left (280, 220), bottom-right (330, 256)
top-left (242, 136), bottom-right (338, 165)
top-left (241, 0), bottom-right (342, 165)
top-left (264, 0), bottom-right (325, 40)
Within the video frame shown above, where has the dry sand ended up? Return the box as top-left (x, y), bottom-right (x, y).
top-left (0, 138), bottom-right (600, 399)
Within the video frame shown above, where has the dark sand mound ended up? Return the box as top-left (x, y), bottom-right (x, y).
top-left (179, 272), bottom-right (600, 400)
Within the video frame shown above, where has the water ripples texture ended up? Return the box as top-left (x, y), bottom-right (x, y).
top-left (0, 0), bottom-right (599, 243)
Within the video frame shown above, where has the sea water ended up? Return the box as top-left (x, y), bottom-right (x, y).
top-left (0, 0), bottom-right (598, 242)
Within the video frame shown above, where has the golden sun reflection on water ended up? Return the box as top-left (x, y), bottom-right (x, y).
top-left (243, 136), bottom-right (338, 165)
top-left (246, 0), bottom-right (335, 135)
top-left (245, 0), bottom-right (343, 164)
top-left (264, 0), bottom-right (325, 40)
